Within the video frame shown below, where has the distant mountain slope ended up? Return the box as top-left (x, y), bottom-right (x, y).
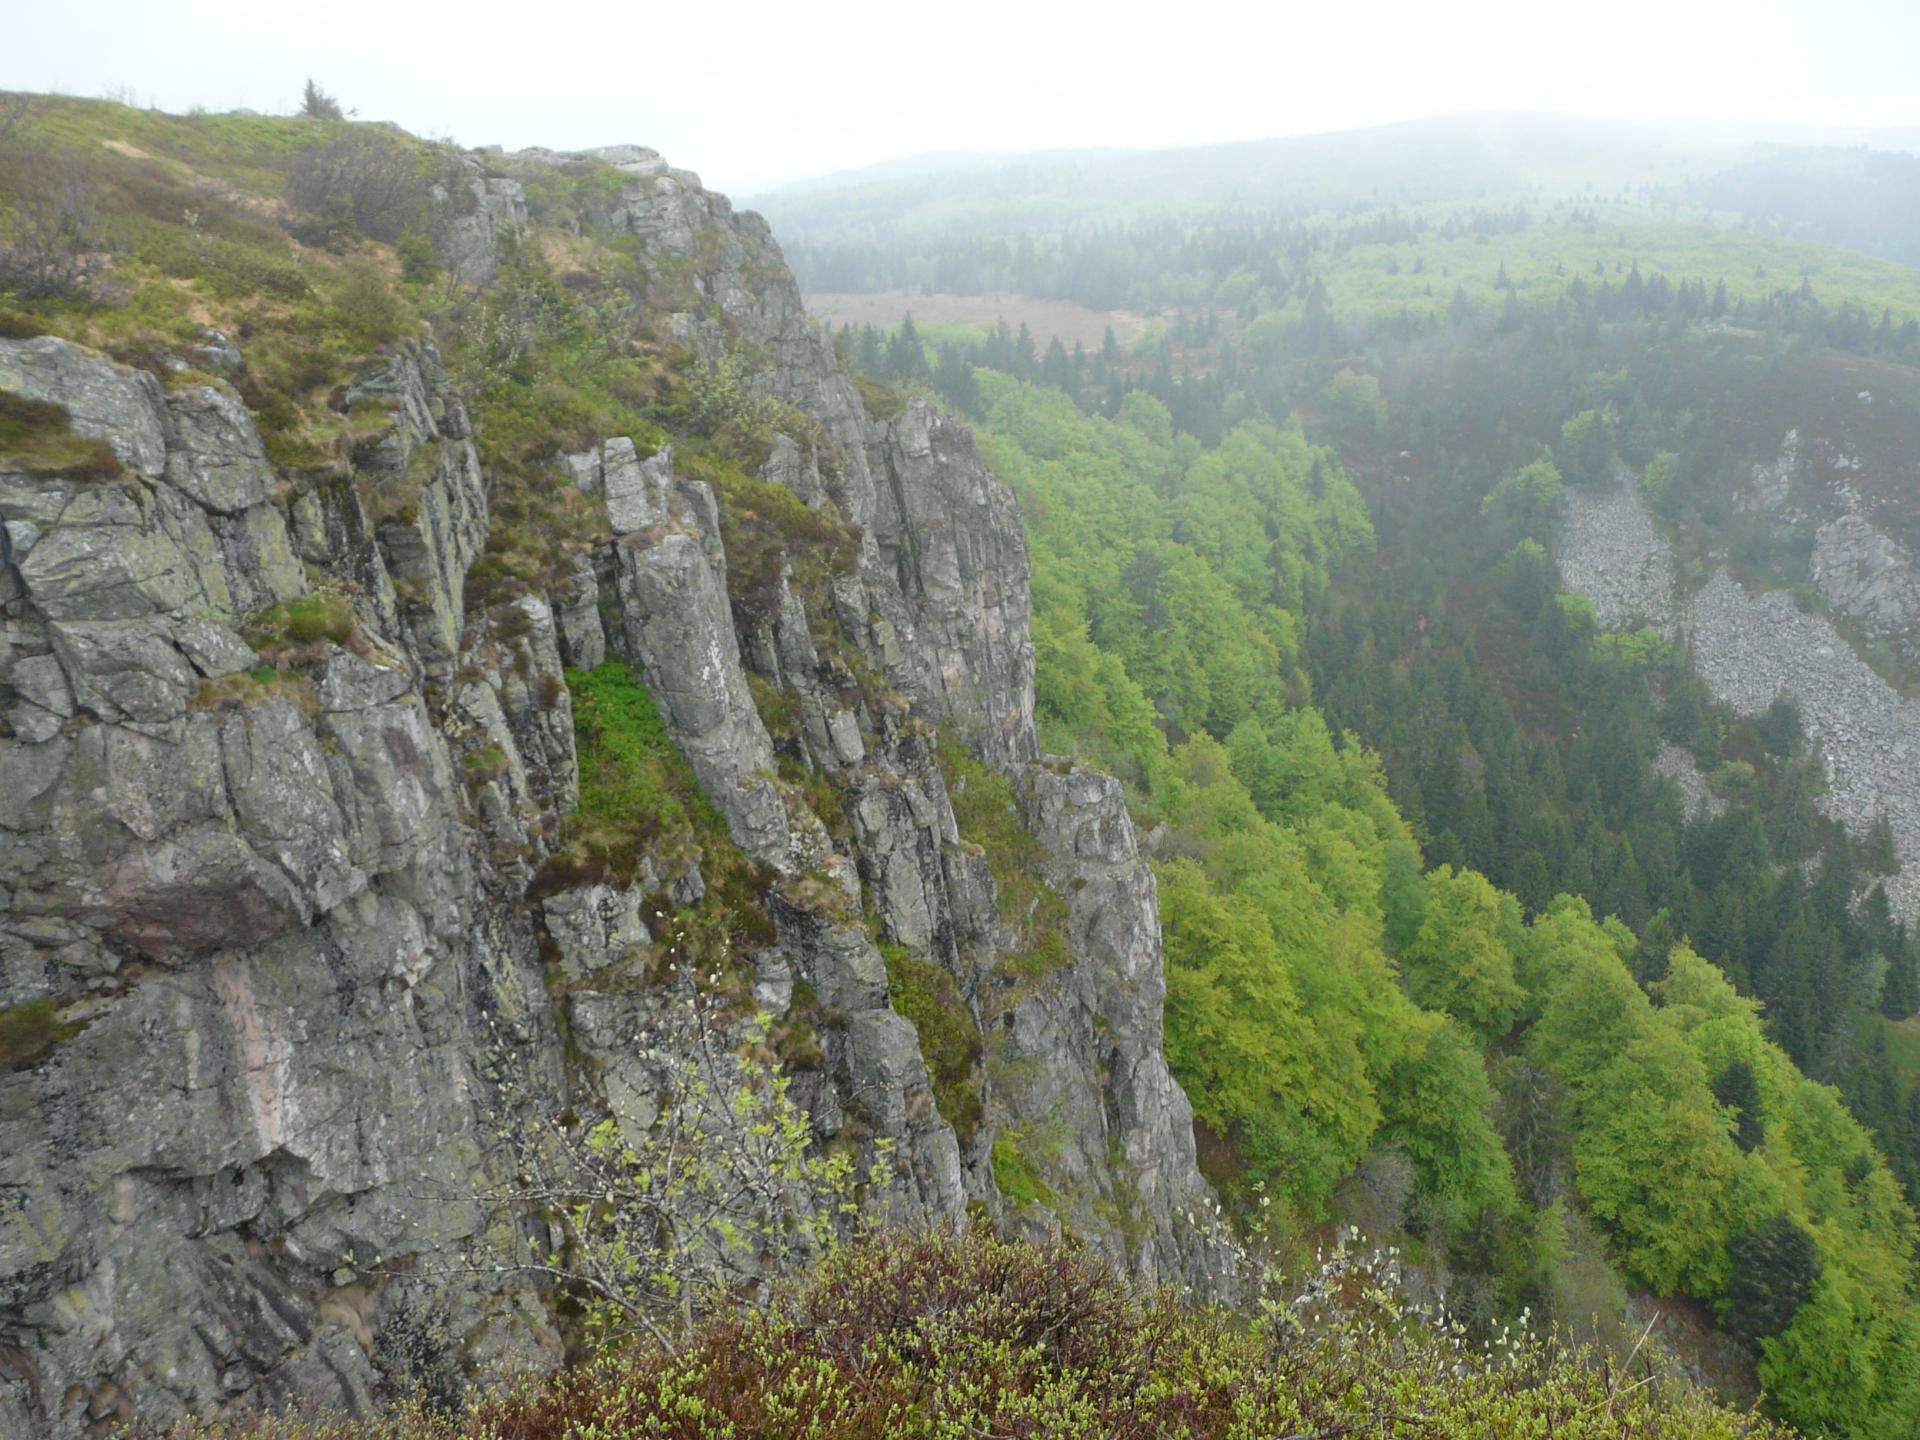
top-left (754, 112), bottom-right (1920, 280)
top-left (1679, 145), bottom-right (1920, 267)
top-left (750, 113), bottom-right (1744, 242)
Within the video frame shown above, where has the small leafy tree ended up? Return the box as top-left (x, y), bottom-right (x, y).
top-left (1402, 864), bottom-right (1525, 1040)
top-left (287, 132), bottom-right (431, 245)
top-left (1479, 454), bottom-right (1563, 541)
top-left (0, 149), bottom-right (102, 300)
top-left (1557, 409), bottom-right (1613, 488)
top-left (487, 917), bottom-right (887, 1349)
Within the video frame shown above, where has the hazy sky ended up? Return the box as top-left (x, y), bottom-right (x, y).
top-left (3, 0), bottom-right (1917, 194)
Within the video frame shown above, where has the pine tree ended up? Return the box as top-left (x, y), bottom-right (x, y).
top-left (886, 313), bottom-right (929, 384)
top-left (300, 78), bottom-right (344, 121)
top-left (1722, 1217), bottom-right (1821, 1342)
top-left (932, 344), bottom-right (981, 416)
top-left (1882, 934), bottom-right (1919, 1020)
top-left (1711, 1060), bottom-right (1766, 1152)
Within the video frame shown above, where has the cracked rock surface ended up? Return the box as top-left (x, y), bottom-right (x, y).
top-left (0, 147), bottom-right (1228, 1435)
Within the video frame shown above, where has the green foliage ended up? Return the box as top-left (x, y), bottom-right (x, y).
top-left (328, 259), bottom-right (412, 348)
top-left (1510, 921), bottom-right (1920, 1433)
top-left (1724, 1216), bottom-right (1824, 1343)
top-left (974, 371), bottom-right (1512, 1231)
top-left (791, 131), bottom-right (1920, 1430)
top-left (1379, 1015), bottom-right (1518, 1225)
top-left (285, 129), bottom-right (446, 247)
top-left (1555, 591), bottom-right (1598, 633)
top-left (0, 98), bottom-right (453, 476)
top-left (491, 967), bottom-right (885, 1349)
top-left (851, 369), bottom-right (904, 420)
top-left (1480, 455), bottom-right (1564, 537)
top-left (1558, 408), bottom-right (1613, 488)
top-left (229, 593), bottom-right (363, 709)
top-left (1593, 627), bottom-right (1672, 669)
top-left (1712, 1058), bottom-right (1767, 1153)
top-left (976, 372), bottom-right (1369, 752)
top-left (990, 1134), bottom-right (1049, 1208)
top-left (22, 90), bottom-right (1920, 1431)
top-left (395, 227), bottom-right (438, 285)
top-left (1160, 852), bottom-right (1380, 1211)
top-left (548, 662), bottom-right (742, 901)
top-left (191, 666), bottom-right (318, 720)
top-left (663, 351), bottom-right (801, 454)
top-left (1641, 449), bottom-right (1679, 504)
top-left (1401, 865), bottom-right (1524, 1039)
top-left (246, 593), bottom-right (355, 649)
top-left (693, 452), bottom-right (860, 626)
top-left (300, 79), bottom-right (344, 122)
top-left (1317, 366), bottom-right (1387, 440)
top-left (968, 353), bottom-right (1920, 1428)
top-left (155, 1228), bottom-right (1798, 1440)
top-left (879, 942), bottom-right (984, 1144)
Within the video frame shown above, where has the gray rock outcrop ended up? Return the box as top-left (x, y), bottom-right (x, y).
top-left (1557, 471), bottom-right (1920, 917)
top-left (433, 160), bottom-right (528, 286)
top-left (0, 141), bottom-right (1228, 1436)
top-left (2, 337), bottom-right (551, 1435)
top-left (1811, 512), bottom-right (1920, 644)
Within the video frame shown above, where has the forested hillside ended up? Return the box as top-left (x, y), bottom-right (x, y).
top-left (805, 130), bottom-right (1920, 1433)
top-left (934, 369), bottom-right (1920, 1437)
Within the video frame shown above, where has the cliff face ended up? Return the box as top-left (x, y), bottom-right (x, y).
top-left (0, 147), bottom-right (1224, 1435)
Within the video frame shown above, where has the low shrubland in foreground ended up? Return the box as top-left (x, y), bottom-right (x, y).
top-left (160, 1228), bottom-right (1789, 1439)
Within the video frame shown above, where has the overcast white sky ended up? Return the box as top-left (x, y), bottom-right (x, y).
top-left (3, 0), bottom-right (1917, 194)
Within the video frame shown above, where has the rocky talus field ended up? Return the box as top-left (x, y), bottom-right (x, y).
top-left (1560, 473), bottom-right (1920, 916)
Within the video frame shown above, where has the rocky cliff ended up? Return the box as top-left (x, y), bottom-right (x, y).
top-left (1559, 466), bottom-right (1920, 918)
top-left (0, 143), bottom-right (1225, 1435)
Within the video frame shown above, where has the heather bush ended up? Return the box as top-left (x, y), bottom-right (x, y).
top-left (152, 1228), bottom-right (1791, 1440)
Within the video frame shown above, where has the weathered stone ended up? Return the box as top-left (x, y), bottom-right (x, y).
top-left (1007, 762), bottom-right (1237, 1293)
top-left (1811, 512), bottom-right (1920, 639)
top-left (844, 1007), bottom-right (967, 1220)
top-left (868, 402), bottom-right (1039, 766)
top-left (0, 337), bottom-right (170, 476)
top-left (552, 551), bottom-right (606, 670)
top-left (46, 618), bottom-right (199, 723)
top-left (763, 432), bottom-right (827, 507)
top-left (219, 699), bottom-right (363, 919)
top-left (163, 385), bottom-right (273, 514)
top-left (1559, 472), bottom-right (1920, 919)
top-left (600, 439), bottom-right (672, 533)
top-left (2, 478), bottom-right (222, 623)
top-left (174, 619), bottom-right (258, 678)
top-left (542, 885), bottom-right (653, 980)
top-left (368, 360), bottom-right (488, 678)
top-left (614, 531), bottom-right (788, 864)
top-left (434, 165), bottom-right (528, 286)
top-left (774, 902), bottom-right (889, 1013)
top-left (10, 652), bottom-right (74, 717)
